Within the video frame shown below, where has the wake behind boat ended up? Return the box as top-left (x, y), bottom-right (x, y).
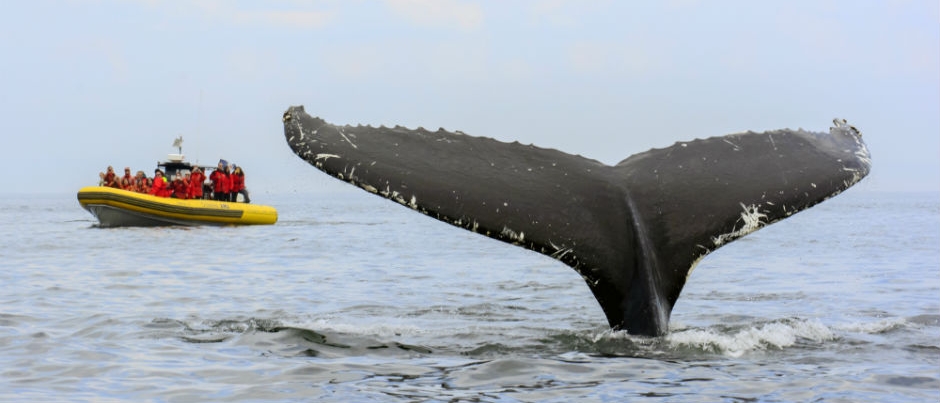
top-left (77, 137), bottom-right (277, 227)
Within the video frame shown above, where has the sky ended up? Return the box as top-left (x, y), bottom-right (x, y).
top-left (1, 0), bottom-right (937, 195)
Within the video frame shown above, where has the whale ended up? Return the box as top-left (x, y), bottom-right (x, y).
top-left (282, 106), bottom-right (871, 336)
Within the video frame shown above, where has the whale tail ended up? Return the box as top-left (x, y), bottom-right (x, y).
top-left (283, 105), bottom-right (871, 336)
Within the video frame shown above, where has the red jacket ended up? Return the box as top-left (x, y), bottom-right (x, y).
top-left (103, 172), bottom-right (118, 188)
top-left (189, 171), bottom-right (205, 198)
top-left (231, 173), bottom-right (245, 192)
top-left (172, 178), bottom-right (189, 199)
top-left (135, 177), bottom-right (149, 193)
top-left (210, 170), bottom-right (229, 193)
top-left (149, 176), bottom-right (171, 197)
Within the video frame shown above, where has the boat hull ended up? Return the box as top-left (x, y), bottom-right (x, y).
top-left (77, 186), bottom-right (277, 227)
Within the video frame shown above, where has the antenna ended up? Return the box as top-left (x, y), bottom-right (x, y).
top-left (195, 90), bottom-right (202, 164)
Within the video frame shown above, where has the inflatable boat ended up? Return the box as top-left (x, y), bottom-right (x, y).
top-left (77, 186), bottom-right (277, 227)
top-left (78, 139), bottom-right (277, 227)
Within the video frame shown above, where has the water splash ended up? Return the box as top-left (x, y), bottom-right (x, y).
top-left (665, 318), bottom-right (835, 357)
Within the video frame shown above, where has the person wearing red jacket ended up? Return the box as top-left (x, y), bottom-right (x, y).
top-left (170, 174), bottom-right (189, 199)
top-left (149, 169), bottom-right (171, 197)
top-left (189, 167), bottom-right (205, 199)
top-left (120, 167), bottom-right (134, 191)
top-left (209, 161), bottom-right (230, 201)
top-left (182, 174), bottom-right (194, 199)
top-left (101, 166), bottom-right (118, 188)
top-left (134, 171), bottom-right (149, 194)
top-left (231, 166), bottom-right (250, 203)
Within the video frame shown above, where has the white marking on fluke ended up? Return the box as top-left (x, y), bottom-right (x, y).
top-left (549, 241), bottom-right (573, 260)
top-left (711, 203), bottom-right (767, 247)
top-left (338, 128), bottom-right (358, 149)
top-left (723, 138), bottom-right (741, 151)
top-left (501, 226), bottom-right (525, 243)
top-left (316, 153), bottom-right (340, 161)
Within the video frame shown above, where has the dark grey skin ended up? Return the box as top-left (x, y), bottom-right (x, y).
top-left (283, 106), bottom-right (871, 336)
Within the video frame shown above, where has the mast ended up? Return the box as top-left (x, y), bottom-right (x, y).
top-left (173, 136), bottom-right (183, 155)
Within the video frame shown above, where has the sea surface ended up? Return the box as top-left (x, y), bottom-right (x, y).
top-left (1, 189), bottom-right (938, 402)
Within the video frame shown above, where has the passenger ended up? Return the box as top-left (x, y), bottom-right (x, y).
top-left (134, 171), bottom-right (149, 193)
top-left (121, 167), bottom-right (134, 190)
top-left (209, 162), bottom-right (223, 201)
top-left (168, 174), bottom-right (178, 198)
top-left (149, 169), bottom-right (171, 197)
top-left (171, 174), bottom-right (189, 199)
top-left (209, 160), bottom-right (230, 201)
top-left (102, 166), bottom-right (118, 188)
top-left (181, 173), bottom-right (191, 199)
top-left (224, 164), bottom-right (234, 202)
top-left (120, 176), bottom-right (133, 191)
top-left (189, 167), bottom-right (205, 200)
top-left (231, 166), bottom-right (250, 203)
top-left (158, 172), bottom-right (171, 197)
top-left (182, 173), bottom-right (195, 199)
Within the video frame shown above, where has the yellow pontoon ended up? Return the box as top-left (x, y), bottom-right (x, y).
top-left (77, 186), bottom-right (277, 227)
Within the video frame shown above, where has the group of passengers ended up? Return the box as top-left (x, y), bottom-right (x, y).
top-left (98, 160), bottom-right (250, 203)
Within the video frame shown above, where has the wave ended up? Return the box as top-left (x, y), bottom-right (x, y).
top-left (153, 313), bottom-right (936, 361)
top-left (832, 317), bottom-right (908, 334)
top-left (657, 315), bottom-right (939, 357)
top-left (663, 318), bottom-right (835, 357)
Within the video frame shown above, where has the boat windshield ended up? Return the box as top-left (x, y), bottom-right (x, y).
top-left (158, 161), bottom-right (211, 180)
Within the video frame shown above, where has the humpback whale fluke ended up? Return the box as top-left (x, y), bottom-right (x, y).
top-left (283, 106), bottom-right (871, 336)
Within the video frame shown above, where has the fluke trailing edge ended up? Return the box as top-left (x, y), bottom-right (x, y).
top-left (283, 106), bottom-right (871, 336)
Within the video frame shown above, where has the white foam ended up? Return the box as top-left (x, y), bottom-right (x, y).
top-left (300, 317), bottom-right (432, 339)
top-left (666, 319), bottom-right (835, 357)
top-left (833, 317), bottom-right (907, 334)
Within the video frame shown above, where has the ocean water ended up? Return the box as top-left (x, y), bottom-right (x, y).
top-left (1, 189), bottom-right (937, 402)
